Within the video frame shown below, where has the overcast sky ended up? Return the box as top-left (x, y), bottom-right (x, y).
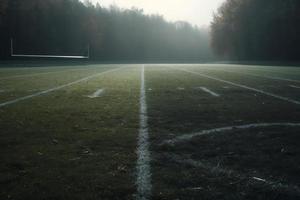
top-left (86, 0), bottom-right (225, 27)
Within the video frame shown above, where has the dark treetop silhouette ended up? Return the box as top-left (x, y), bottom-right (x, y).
top-left (211, 0), bottom-right (300, 61)
top-left (0, 0), bottom-right (213, 61)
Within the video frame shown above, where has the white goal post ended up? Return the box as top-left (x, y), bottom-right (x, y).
top-left (10, 38), bottom-right (90, 59)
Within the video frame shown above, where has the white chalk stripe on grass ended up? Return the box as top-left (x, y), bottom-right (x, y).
top-left (290, 85), bottom-right (300, 89)
top-left (215, 65), bottom-right (300, 76)
top-left (0, 67), bottom-right (123, 108)
top-left (198, 87), bottom-right (220, 97)
top-left (222, 86), bottom-right (231, 89)
top-left (164, 123), bottom-right (300, 145)
top-left (244, 67), bottom-right (300, 77)
top-left (172, 68), bottom-right (300, 105)
top-left (136, 65), bottom-right (152, 200)
top-left (210, 68), bottom-right (300, 84)
top-left (0, 71), bottom-right (59, 80)
top-left (86, 89), bottom-right (105, 98)
top-left (254, 75), bottom-right (300, 83)
top-left (166, 153), bottom-right (300, 196)
top-left (0, 68), bottom-right (89, 80)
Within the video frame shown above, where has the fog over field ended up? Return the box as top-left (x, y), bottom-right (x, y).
top-left (1, 0), bottom-right (299, 61)
top-left (86, 0), bottom-right (225, 26)
top-left (0, 1), bottom-right (300, 200)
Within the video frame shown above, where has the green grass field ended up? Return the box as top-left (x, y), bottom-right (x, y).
top-left (0, 62), bottom-right (300, 200)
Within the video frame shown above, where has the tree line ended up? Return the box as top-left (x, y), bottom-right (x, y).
top-left (0, 0), bottom-right (213, 61)
top-left (211, 0), bottom-right (300, 61)
top-left (2, 0), bottom-right (298, 62)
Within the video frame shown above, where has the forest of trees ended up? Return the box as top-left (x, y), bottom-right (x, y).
top-left (211, 0), bottom-right (300, 61)
top-left (0, 0), bottom-right (213, 61)
top-left (1, 0), bottom-right (299, 62)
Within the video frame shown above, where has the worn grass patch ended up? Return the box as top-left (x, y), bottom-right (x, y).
top-left (146, 64), bottom-right (300, 200)
top-left (0, 65), bottom-right (140, 200)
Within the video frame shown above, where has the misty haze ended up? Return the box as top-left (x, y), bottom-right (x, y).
top-left (0, 0), bottom-right (300, 200)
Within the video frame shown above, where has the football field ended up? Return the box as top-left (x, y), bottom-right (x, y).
top-left (0, 62), bottom-right (300, 200)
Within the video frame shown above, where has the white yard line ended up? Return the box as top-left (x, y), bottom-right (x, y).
top-left (198, 87), bottom-right (220, 97)
top-left (163, 123), bottom-right (300, 145)
top-left (289, 85), bottom-right (300, 89)
top-left (172, 67), bottom-right (300, 105)
top-left (136, 65), bottom-right (151, 200)
top-left (86, 89), bottom-right (105, 98)
top-left (0, 67), bottom-right (123, 108)
top-left (209, 68), bottom-right (300, 83)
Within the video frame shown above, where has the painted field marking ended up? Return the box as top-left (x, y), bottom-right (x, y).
top-left (290, 85), bottom-right (300, 89)
top-left (177, 87), bottom-right (185, 90)
top-left (171, 67), bottom-right (300, 105)
top-left (222, 86), bottom-right (231, 89)
top-left (166, 153), bottom-right (300, 196)
top-left (163, 123), bottom-right (300, 145)
top-left (136, 65), bottom-right (152, 200)
top-left (86, 89), bottom-right (105, 98)
top-left (0, 68), bottom-right (91, 80)
top-left (209, 68), bottom-right (300, 83)
top-left (197, 87), bottom-right (220, 97)
top-left (244, 67), bottom-right (300, 76)
top-left (0, 67), bottom-right (123, 108)
top-left (212, 64), bottom-right (300, 76)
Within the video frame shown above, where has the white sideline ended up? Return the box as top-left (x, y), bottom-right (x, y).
top-left (86, 89), bottom-right (104, 98)
top-left (290, 85), bottom-right (300, 89)
top-left (136, 65), bottom-right (152, 200)
top-left (0, 67), bottom-right (122, 108)
top-left (209, 68), bottom-right (300, 83)
top-left (214, 64), bottom-right (300, 76)
top-left (172, 68), bottom-right (300, 105)
top-left (0, 68), bottom-right (88, 80)
top-left (163, 123), bottom-right (300, 145)
top-left (198, 87), bottom-right (220, 97)
top-left (242, 67), bottom-right (300, 76)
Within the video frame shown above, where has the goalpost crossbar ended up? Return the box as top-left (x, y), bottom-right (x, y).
top-left (10, 39), bottom-right (90, 59)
